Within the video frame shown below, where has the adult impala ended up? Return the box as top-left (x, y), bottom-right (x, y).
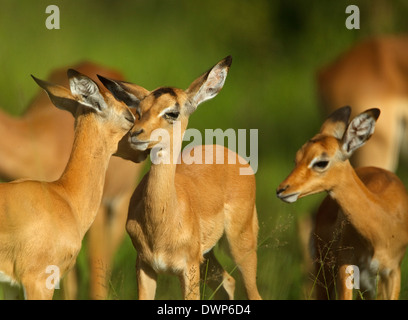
top-left (317, 35), bottom-right (408, 171)
top-left (100, 56), bottom-right (262, 300)
top-left (0, 62), bottom-right (144, 299)
top-left (0, 70), bottom-right (135, 299)
top-left (277, 106), bottom-right (408, 299)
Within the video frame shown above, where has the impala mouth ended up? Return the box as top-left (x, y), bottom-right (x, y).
top-left (129, 137), bottom-right (150, 151)
top-left (276, 192), bottom-right (300, 203)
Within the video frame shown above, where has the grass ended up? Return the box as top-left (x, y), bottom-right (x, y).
top-left (1, 0), bottom-right (408, 300)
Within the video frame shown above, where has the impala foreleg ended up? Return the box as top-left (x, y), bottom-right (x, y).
top-left (136, 256), bottom-right (157, 300)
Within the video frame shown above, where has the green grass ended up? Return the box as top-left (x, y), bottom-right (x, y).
top-left (1, 0), bottom-right (408, 300)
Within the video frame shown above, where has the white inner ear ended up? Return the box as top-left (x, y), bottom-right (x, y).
top-left (70, 77), bottom-right (98, 97)
top-left (342, 113), bottom-right (376, 154)
top-left (194, 68), bottom-right (227, 106)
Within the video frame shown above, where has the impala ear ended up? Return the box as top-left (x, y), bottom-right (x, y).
top-left (341, 108), bottom-right (381, 158)
top-left (31, 75), bottom-right (78, 116)
top-left (319, 106), bottom-right (351, 139)
top-left (98, 75), bottom-right (150, 116)
top-left (67, 69), bottom-right (107, 113)
top-left (185, 55), bottom-right (232, 114)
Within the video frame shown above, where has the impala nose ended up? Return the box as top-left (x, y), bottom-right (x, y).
top-left (276, 185), bottom-right (289, 197)
top-left (131, 128), bottom-right (144, 137)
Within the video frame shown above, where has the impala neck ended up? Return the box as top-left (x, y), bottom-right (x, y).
top-left (329, 162), bottom-right (383, 242)
top-left (144, 137), bottom-right (182, 223)
top-left (59, 112), bottom-right (111, 237)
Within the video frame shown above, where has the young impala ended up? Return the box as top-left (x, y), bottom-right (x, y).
top-left (99, 56), bottom-right (262, 300)
top-left (0, 69), bottom-right (135, 299)
top-left (277, 106), bottom-right (408, 299)
top-left (0, 62), bottom-right (144, 299)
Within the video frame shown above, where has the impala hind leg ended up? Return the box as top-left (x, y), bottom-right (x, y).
top-left (22, 276), bottom-right (55, 300)
top-left (378, 268), bottom-right (401, 300)
top-left (136, 256), bottom-right (157, 300)
top-left (226, 206), bottom-right (262, 300)
top-left (201, 250), bottom-right (235, 300)
top-left (180, 262), bottom-right (201, 300)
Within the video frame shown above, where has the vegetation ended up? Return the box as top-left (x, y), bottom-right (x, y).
top-left (0, 0), bottom-right (407, 299)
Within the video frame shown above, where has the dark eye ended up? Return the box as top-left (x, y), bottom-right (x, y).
top-left (313, 160), bottom-right (329, 170)
top-left (136, 109), bottom-right (142, 120)
top-left (164, 111), bottom-right (180, 121)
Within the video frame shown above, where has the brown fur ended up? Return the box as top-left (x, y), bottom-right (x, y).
top-left (277, 107), bottom-right (408, 299)
top-left (0, 71), bottom-right (135, 299)
top-left (0, 62), bottom-right (144, 299)
top-left (106, 56), bottom-right (262, 300)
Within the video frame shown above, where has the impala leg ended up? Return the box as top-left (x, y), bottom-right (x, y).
top-left (22, 277), bottom-right (55, 300)
top-left (88, 205), bottom-right (108, 300)
top-left (337, 264), bottom-right (353, 300)
top-left (201, 250), bottom-right (235, 300)
top-left (226, 208), bottom-right (261, 300)
top-left (61, 267), bottom-right (78, 300)
top-left (136, 256), bottom-right (157, 300)
top-left (180, 261), bottom-right (201, 300)
top-left (383, 269), bottom-right (401, 300)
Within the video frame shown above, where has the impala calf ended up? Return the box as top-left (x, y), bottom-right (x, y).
top-left (0, 70), bottom-right (135, 299)
top-left (100, 56), bottom-right (262, 300)
top-left (277, 106), bottom-right (408, 299)
top-left (0, 62), bottom-right (144, 299)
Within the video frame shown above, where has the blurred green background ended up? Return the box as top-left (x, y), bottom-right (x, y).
top-left (0, 0), bottom-right (408, 299)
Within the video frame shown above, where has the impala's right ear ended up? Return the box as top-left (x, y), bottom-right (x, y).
top-left (341, 108), bottom-right (380, 158)
top-left (97, 75), bottom-right (150, 113)
top-left (185, 55), bottom-right (232, 114)
top-left (31, 75), bottom-right (78, 116)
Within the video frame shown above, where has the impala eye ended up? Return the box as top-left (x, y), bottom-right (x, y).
top-left (313, 160), bottom-right (329, 170)
top-left (164, 111), bottom-right (180, 121)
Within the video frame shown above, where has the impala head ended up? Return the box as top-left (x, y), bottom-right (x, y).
top-left (32, 69), bottom-right (135, 152)
top-left (276, 106), bottom-right (381, 203)
top-left (97, 56), bottom-right (232, 157)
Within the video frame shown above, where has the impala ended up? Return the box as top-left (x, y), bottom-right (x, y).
top-left (0, 62), bottom-right (144, 299)
top-left (277, 106), bottom-right (408, 299)
top-left (317, 35), bottom-right (408, 172)
top-left (0, 69), bottom-right (135, 299)
top-left (100, 56), bottom-right (262, 300)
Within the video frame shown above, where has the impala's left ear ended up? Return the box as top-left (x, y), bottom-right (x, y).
top-left (341, 108), bottom-right (381, 158)
top-left (32, 75), bottom-right (79, 116)
top-left (319, 106), bottom-right (351, 139)
top-left (185, 55), bottom-right (232, 114)
top-left (67, 69), bottom-right (107, 113)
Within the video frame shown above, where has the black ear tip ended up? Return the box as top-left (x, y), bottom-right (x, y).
top-left (328, 105), bottom-right (351, 124)
top-left (222, 55), bottom-right (232, 67)
top-left (67, 68), bottom-right (82, 79)
top-left (97, 74), bottom-right (119, 90)
top-left (31, 74), bottom-right (48, 89)
top-left (371, 108), bottom-right (381, 120)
